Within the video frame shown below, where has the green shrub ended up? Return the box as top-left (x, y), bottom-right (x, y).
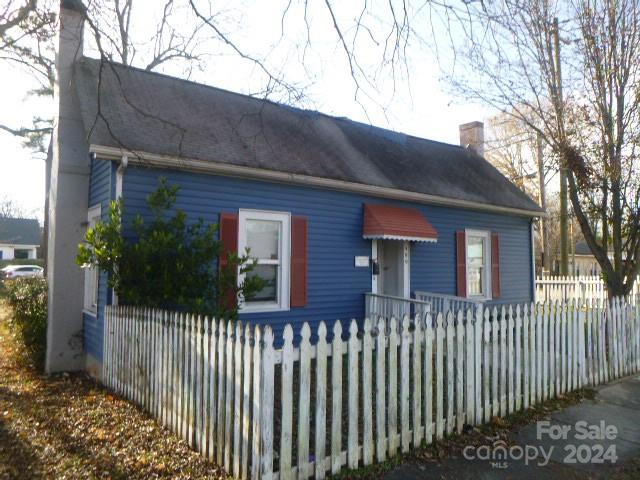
top-left (4, 277), bottom-right (48, 370)
top-left (77, 178), bottom-right (264, 319)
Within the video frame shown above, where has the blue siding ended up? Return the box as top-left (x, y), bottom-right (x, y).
top-left (115, 165), bottom-right (534, 341)
top-left (83, 157), bottom-right (116, 362)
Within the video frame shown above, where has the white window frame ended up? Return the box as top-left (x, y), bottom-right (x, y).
top-left (83, 204), bottom-right (102, 314)
top-left (465, 229), bottom-right (492, 300)
top-left (238, 209), bottom-right (291, 313)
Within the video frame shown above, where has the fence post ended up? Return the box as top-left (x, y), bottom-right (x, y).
top-left (216, 320), bottom-right (226, 465)
top-left (233, 321), bottom-right (243, 477)
top-left (536, 303), bottom-right (543, 401)
top-left (549, 302), bottom-right (556, 397)
top-left (387, 317), bottom-right (398, 456)
top-left (529, 304), bottom-right (537, 402)
top-left (251, 325), bottom-right (262, 480)
top-left (201, 316), bottom-right (209, 456)
top-left (280, 324), bottom-right (294, 480)
top-left (376, 316), bottom-right (387, 460)
top-left (195, 315), bottom-right (203, 454)
top-left (261, 326), bottom-right (275, 480)
top-left (514, 305), bottom-right (522, 412)
top-left (331, 321), bottom-right (343, 474)
top-left (315, 322), bottom-right (328, 478)
top-left (435, 313), bottom-right (444, 440)
top-left (400, 316), bottom-right (411, 452)
top-left (482, 308), bottom-right (491, 422)
top-left (455, 310), bottom-right (464, 433)
top-left (299, 323), bottom-right (312, 477)
top-left (347, 320), bottom-right (360, 468)
top-left (424, 311), bottom-right (434, 443)
top-left (507, 306), bottom-right (514, 414)
top-left (542, 303), bottom-right (549, 400)
top-left (464, 308), bottom-right (475, 424)
top-left (207, 318), bottom-right (217, 462)
top-left (474, 306), bottom-right (482, 424)
top-left (445, 312), bottom-right (454, 435)
top-left (413, 314), bottom-right (423, 447)
top-left (499, 307), bottom-right (507, 416)
top-left (492, 307), bottom-right (500, 415)
top-left (362, 318), bottom-right (373, 466)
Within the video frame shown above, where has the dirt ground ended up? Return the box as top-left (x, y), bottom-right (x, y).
top-left (0, 300), bottom-right (227, 479)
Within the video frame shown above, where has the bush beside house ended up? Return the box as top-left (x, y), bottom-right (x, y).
top-left (3, 277), bottom-right (48, 370)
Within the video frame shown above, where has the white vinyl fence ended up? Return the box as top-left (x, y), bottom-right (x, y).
top-left (103, 298), bottom-right (640, 479)
top-left (536, 275), bottom-right (640, 303)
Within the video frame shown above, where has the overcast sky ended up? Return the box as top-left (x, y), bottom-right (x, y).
top-left (0, 0), bottom-right (492, 222)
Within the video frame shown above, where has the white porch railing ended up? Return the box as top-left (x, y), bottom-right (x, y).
top-left (364, 293), bottom-right (431, 320)
top-left (365, 292), bottom-right (483, 321)
top-left (414, 291), bottom-right (484, 316)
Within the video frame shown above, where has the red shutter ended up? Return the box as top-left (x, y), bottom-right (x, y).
top-left (456, 231), bottom-right (467, 297)
top-left (491, 233), bottom-right (501, 299)
top-left (290, 216), bottom-right (308, 307)
top-left (219, 213), bottom-right (238, 310)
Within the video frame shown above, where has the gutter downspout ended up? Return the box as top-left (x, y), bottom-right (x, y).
top-left (111, 155), bottom-right (127, 307)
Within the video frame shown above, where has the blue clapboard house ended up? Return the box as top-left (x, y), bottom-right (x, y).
top-left (46, 8), bottom-right (541, 375)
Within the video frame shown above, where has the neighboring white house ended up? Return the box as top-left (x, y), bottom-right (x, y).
top-left (0, 217), bottom-right (41, 260)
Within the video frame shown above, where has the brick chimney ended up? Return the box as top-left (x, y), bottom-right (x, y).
top-left (46, 0), bottom-right (89, 373)
top-left (459, 121), bottom-right (485, 157)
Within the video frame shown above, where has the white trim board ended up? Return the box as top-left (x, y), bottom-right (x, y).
top-left (363, 234), bottom-right (437, 243)
top-left (91, 144), bottom-right (544, 218)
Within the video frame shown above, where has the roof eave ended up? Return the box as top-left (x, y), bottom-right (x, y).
top-left (90, 144), bottom-right (546, 218)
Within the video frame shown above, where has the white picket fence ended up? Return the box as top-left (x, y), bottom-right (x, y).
top-left (103, 298), bottom-right (640, 479)
top-left (536, 275), bottom-right (640, 303)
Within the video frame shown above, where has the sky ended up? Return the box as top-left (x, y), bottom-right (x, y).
top-left (0, 0), bottom-right (492, 223)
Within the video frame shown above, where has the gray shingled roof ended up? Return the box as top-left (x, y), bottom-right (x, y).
top-left (73, 58), bottom-right (542, 214)
top-left (0, 217), bottom-right (41, 245)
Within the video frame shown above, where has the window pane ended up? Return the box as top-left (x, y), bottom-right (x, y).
top-left (467, 236), bottom-right (485, 296)
top-left (468, 266), bottom-right (484, 296)
top-left (14, 249), bottom-right (29, 259)
top-left (246, 220), bottom-right (280, 260)
top-left (248, 264), bottom-right (278, 302)
top-left (467, 237), bottom-right (484, 261)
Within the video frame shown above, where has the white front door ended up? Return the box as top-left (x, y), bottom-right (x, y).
top-left (374, 240), bottom-right (410, 297)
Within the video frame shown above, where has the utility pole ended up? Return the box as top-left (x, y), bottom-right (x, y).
top-left (553, 17), bottom-right (569, 275)
top-left (537, 132), bottom-right (550, 274)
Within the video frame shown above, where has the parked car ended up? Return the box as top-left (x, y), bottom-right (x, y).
top-left (0, 265), bottom-right (44, 281)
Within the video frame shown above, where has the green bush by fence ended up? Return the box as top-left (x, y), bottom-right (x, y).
top-left (4, 277), bottom-right (48, 370)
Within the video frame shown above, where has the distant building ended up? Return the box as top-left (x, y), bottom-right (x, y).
top-left (553, 241), bottom-right (613, 277)
top-left (0, 217), bottom-right (41, 260)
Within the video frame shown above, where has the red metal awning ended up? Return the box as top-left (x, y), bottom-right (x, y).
top-left (363, 204), bottom-right (438, 242)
